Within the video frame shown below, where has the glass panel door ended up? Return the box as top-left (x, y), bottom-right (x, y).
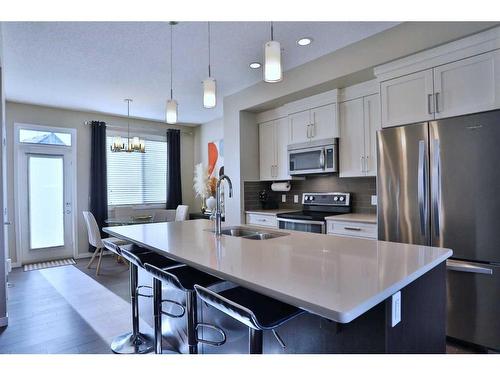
top-left (28, 155), bottom-right (64, 249)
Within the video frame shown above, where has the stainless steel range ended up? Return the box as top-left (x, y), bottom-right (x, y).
top-left (276, 192), bottom-right (351, 234)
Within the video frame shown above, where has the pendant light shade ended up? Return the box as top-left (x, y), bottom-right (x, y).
top-left (264, 22), bottom-right (283, 83)
top-left (166, 99), bottom-right (178, 124)
top-left (203, 77), bottom-right (216, 108)
top-left (264, 40), bottom-right (282, 83)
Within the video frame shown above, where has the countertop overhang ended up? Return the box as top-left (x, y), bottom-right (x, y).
top-left (104, 220), bottom-right (452, 323)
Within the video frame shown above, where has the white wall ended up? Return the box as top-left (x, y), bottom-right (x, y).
top-left (193, 117), bottom-right (224, 209)
top-left (223, 21), bottom-right (499, 225)
top-left (5, 101), bottom-right (197, 264)
top-left (0, 23), bottom-right (8, 326)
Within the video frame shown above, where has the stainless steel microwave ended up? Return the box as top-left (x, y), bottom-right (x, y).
top-left (288, 138), bottom-right (338, 175)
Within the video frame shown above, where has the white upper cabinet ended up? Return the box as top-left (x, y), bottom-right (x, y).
top-left (363, 94), bottom-right (381, 176)
top-left (339, 92), bottom-right (381, 178)
top-left (375, 27), bottom-right (500, 128)
top-left (339, 98), bottom-right (365, 177)
top-left (288, 110), bottom-right (311, 144)
top-left (259, 120), bottom-right (275, 181)
top-left (274, 117), bottom-right (291, 181)
top-left (433, 50), bottom-right (500, 119)
top-left (380, 69), bottom-right (434, 128)
top-left (311, 104), bottom-right (339, 139)
top-left (258, 117), bottom-right (290, 181)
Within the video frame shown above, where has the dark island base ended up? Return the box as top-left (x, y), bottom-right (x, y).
top-left (138, 262), bottom-right (446, 354)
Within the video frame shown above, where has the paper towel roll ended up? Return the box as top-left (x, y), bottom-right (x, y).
top-left (271, 182), bottom-right (291, 192)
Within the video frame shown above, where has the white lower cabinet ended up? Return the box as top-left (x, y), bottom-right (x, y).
top-left (339, 93), bottom-right (380, 177)
top-left (327, 219), bottom-right (377, 239)
top-left (245, 213), bottom-right (277, 228)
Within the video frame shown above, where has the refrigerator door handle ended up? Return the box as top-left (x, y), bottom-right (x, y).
top-left (432, 139), bottom-right (441, 238)
top-left (446, 260), bottom-right (493, 275)
top-left (417, 140), bottom-right (427, 236)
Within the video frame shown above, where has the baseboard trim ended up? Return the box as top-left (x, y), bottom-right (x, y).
top-left (0, 315), bottom-right (8, 327)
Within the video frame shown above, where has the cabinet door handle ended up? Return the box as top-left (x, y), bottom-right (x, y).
top-left (427, 94), bottom-right (434, 114)
top-left (365, 155), bottom-right (369, 173)
top-left (311, 123), bottom-right (315, 138)
top-left (344, 226), bottom-right (362, 231)
top-left (360, 156), bottom-right (364, 172)
top-left (435, 92), bottom-right (441, 113)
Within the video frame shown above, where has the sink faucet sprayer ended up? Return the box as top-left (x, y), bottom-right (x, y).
top-left (213, 175), bottom-right (232, 236)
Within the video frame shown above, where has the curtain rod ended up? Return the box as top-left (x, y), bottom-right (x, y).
top-left (84, 121), bottom-right (193, 135)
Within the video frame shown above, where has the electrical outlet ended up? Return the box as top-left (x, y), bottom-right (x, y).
top-left (281, 194), bottom-right (286, 203)
top-left (294, 195), bottom-right (299, 203)
top-left (391, 291), bottom-right (401, 327)
top-left (371, 195), bottom-right (377, 206)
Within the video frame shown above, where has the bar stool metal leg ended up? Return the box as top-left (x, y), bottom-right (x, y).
top-left (249, 328), bottom-right (263, 354)
top-left (153, 278), bottom-right (163, 354)
top-left (186, 290), bottom-right (198, 354)
top-left (111, 263), bottom-right (154, 354)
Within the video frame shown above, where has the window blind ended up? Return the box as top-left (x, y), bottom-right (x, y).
top-left (106, 137), bottom-right (167, 205)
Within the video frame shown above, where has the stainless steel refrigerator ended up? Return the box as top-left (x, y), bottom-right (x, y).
top-left (377, 110), bottom-right (500, 351)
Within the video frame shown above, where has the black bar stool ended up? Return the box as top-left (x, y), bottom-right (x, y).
top-left (194, 285), bottom-right (303, 354)
top-left (144, 263), bottom-right (224, 354)
top-left (111, 244), bottom-right (182, 354)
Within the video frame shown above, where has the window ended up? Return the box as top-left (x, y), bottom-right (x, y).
top-left (106, 136), bottom-right (167, 205)
top-left (19, 128), bottom-right (72, 146)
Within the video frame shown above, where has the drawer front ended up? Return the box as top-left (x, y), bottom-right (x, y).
top-left (327, 220), bottom-right (377, 239)
top-left (246, 214), bottom-right (277, 228)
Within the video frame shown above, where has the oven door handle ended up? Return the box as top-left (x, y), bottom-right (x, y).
top-left (276, 218), bottom-right (326, 226)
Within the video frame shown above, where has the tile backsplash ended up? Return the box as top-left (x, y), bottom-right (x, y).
top-left (244, 175), bottom-right (376, 214)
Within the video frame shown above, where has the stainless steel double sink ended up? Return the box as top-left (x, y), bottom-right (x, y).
top-left (210, 226), bottom-right (289, 240)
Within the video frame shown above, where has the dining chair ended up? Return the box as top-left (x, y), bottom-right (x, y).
top-left (83, 211), bottom-right (129, 275)
top-left (153, 209), bottom-right (176, 222)
top-left (175, 205), bottom-right (189, 221)
top-left (114, 206), bottom-right (134, 219)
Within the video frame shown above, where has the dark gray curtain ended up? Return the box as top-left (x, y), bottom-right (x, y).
top-left (89, 121), bottom-right (108, 251)
top-left (166, 128), bottom-right (182, 209)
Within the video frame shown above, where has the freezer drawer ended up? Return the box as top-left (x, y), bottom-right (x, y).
top-left (447, 260), bottom-right (500, 350)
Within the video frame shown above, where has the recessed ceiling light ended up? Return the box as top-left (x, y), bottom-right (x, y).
top-left (250, 62), bottom-right (261, 69)
top-left (297, 37), bottom-right (313, 46)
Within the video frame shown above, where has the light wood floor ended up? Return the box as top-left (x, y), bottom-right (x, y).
top-left (0, 255), bottom-right (482, 354)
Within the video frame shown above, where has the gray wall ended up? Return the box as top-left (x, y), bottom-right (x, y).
top-left (5, 101), bottom-right (197, 265)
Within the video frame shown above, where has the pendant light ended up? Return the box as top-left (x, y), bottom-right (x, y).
top-left (264, 21), bottom-right (283, 83)
top-left (166, 22), bottom-right (178, 124)
top-left (111, 99), bottom-right (145, 153)
top-left (203, 22), bottom-right (216, 108)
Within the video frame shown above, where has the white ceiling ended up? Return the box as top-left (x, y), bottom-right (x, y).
top-left (2, 22), bottom-right (398, 125)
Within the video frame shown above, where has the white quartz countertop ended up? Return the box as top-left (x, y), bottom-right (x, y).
top-left (245, 209), bottom-right (297, 216)
top-left (325, 213), bottom-right (377, 224)
top-left (104, 220), bottom-right (452, 323)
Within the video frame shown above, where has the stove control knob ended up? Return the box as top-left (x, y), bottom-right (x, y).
top-left (334, 196), bottom-right (339, 201)
top-left (310, 196), bottom-right (315, 201)
top-left (339, 196), bottom-right (345, 202)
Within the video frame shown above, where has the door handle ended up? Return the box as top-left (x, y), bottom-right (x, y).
top-left (432, 139), bottom-right (441, 238)
top-left (319, 149), bottom-right (325, 169)
top-left (427, 94), bottom-right (434, 115)
top-left (417, 140), bottom-right (427, 236)
top-left (365, 155), bottom-right (369, 173)
top-left (360, 156), bottom-right (364, 173)
top-left (435, 92), bottom-right (441, 113)
top-left (446, 260), bottom-right (493, 275)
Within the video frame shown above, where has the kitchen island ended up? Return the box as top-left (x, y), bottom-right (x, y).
top-left (104, 219), bottom-right (452, 354)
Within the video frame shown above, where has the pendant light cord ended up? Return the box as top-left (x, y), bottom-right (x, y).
top-left (271, 21), bottom-right (274, 41)
top-left (208, 22), bottom-right (211, 78)
top-left (170, 23), bottom-right (173, 100)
